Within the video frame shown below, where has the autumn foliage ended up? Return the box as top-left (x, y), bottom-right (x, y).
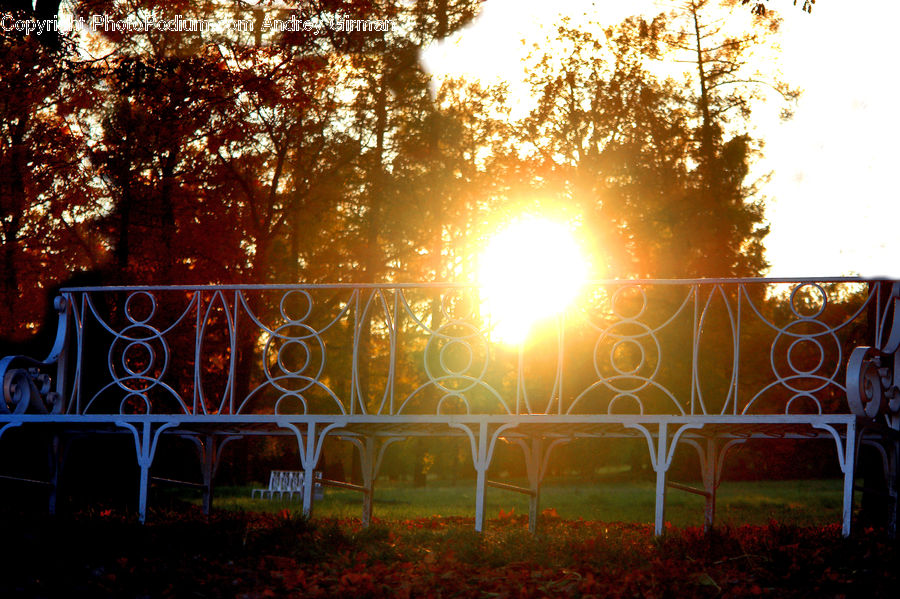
top-left (2, 0), bottom-right (796, 342)
top-left (1, 507), bottom-right (897, 598)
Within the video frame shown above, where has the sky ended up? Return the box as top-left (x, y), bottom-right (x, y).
top-left (421, 0), bottom-right (900, 279)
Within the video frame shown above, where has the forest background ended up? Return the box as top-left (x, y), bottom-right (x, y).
top-left (0, 0), bottom-right (870, 490)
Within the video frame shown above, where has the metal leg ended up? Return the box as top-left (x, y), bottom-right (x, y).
top-left (526, 437), bottom-right (542, 534)
top-left (360, 436), bottom-right (376, 528)
top-left (842, 421), bottom-right (859, 538)
top-left (138, 442), bottom-right (151, 521)
top-left (280, 421), bottom-right (346, 519)
top-left (702, 439), bottom-right (718, 531)
top-left (473, 422), bottom-right (489, 532)
top-left (301, 424), bottom-right (316, 517)
top-left (343, 435), bottom-right (402, 527)
top-left (201, 434), bottom-right (215, 515)
top-left (448, 420), bottom-right (518, 533)
top-left (134, 425), bottom-right (153, 523)
top-left (514, 436), bottom-right (568, 534)
top-left (474, 467), bottom-right (488, 532)
top-left (654, 422), bottom-right (669, 536)
top-left (116, 420), bottom-right (176, 524)
top-left (625, 422), bottom-right (703, 536)
top-left (47, 433), bottom-right (68, 516)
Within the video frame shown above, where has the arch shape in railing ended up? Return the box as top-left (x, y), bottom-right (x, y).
top-left (1, 278), bottom-right (896, 423)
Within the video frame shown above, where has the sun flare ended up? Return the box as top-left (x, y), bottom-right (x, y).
top-left (478, 217), bottom-right (590, 345)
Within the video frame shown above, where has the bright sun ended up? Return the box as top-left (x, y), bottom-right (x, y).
top-left (478, 217), bottom-right (590, 345)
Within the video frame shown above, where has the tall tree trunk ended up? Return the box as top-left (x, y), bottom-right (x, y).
top-left (156, 147), bottom-right (179, 281)
top-left (690, 1), bottom-right (715, 172)
top-left (1, 118), bottom-right (29, 317)
top-left (356, 71), bottom-right (389, 417)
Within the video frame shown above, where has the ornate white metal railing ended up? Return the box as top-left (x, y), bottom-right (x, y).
top-left (1, 278), bottom-right (898, 534)
top-left (6, 279), bottom-right (892, 420)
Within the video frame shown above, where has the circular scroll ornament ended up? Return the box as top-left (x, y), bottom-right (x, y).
top-left (263, 322), bottom-right (325, 395)
top-left (107, 292), bottom-right (168, 397)
top-left (789, 282), bottom-right (827, 319)
top-left (279, 290), bottom-right (313, 323)
top-left (108, 323), bottom-right (168, 394)
top-left (124, 291), bottom-right (156, 324)
top-left (424, 321), bottom-right (489, 394)
top-left (771, 318), bottom-right (841, 395)
top-left (593, 321), bottom-right (660, 394)
top-left (2, 368), bottom-right (61, 414)
top-left (846, 346), bottom-right (900, 419)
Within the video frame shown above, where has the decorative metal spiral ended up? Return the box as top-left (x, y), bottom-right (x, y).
top-left (1, 367), bottom-right (62, 415)
top-left (846, 290), bottom-right (900, 420)
top-left (846, 347), bottom-right (899, 419)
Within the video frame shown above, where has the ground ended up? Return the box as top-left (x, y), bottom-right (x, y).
top-left (2, 505), bottom-right (897, 598)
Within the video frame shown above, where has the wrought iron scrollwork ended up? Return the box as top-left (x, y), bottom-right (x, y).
top-left (0, 295), bottom-right (69, 415)
top-left (1, 364), bottom-right (63, 414)
top-left (846, 285), bottom-right (900, 420)
top-left (847, 347), bottom-right (899, 419)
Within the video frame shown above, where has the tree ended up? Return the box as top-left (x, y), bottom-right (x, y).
top-left (512, 17), bottom-right (697, 278)
top-left (512, 1), bottom-right (796, 279)
top-left (491, 10), bottom-right (799, 477)
top-left (84, 51), bottom-right (246, 283)
top-left (0, 28), bottom-right (96, 340)
top-left (661, 0), bottom-right (798, 276)
top-left (743, 0), bottom-right (816, 16)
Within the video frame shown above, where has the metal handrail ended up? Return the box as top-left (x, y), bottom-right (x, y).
top-left (1, 279), bottom-right (889, 421)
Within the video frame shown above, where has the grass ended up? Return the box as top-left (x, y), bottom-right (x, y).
top-left (3, 502), bottom-right (897, 598)
top-left (177, 476), bottom-right (849, 529)
top-left (2, 475), bottom-right (892, 598)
